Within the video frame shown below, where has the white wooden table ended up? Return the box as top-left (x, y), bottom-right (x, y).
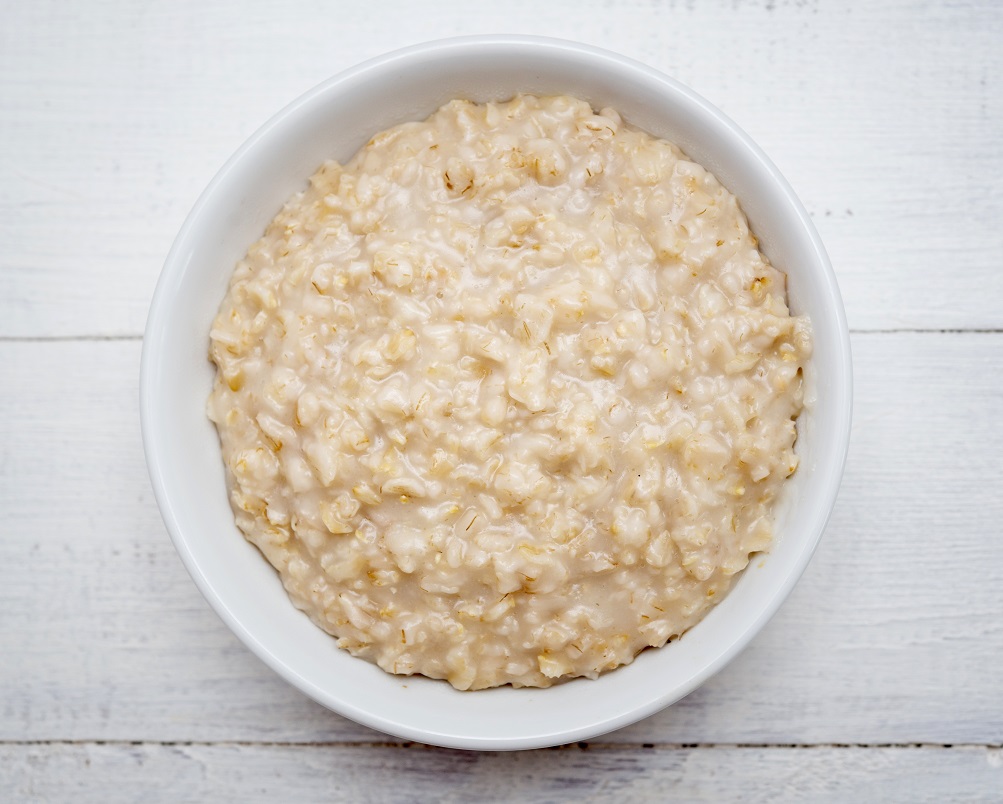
top-left (3, 1), bottom-right (1001, 800)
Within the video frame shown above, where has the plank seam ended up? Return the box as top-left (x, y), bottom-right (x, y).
top-left (1, 740), bottom-right (1000, 750)
top-left (2, 329), bottom-right (1003, 343)
top-left (849, 328), bottom-right (1003, 335)
top-left (0, 334), bottom-right (144, 342)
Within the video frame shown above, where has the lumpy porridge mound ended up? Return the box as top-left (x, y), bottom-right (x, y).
top-left (208, 95), bottom-right (811, 690)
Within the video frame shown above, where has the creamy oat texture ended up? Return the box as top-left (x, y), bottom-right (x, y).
top-left (208, 94), bottom-right (811, 690)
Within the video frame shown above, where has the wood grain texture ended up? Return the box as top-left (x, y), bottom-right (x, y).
top-left (3, 1), bottom-right (1002, 796)
top-left (2, 0), bottom-right (1001, 337)
top-left (3, 333), bottom-right (1002, 746)
top-left (3, 743), bottom-right (1001, 803)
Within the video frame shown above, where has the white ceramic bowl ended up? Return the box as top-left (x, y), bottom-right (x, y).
top-left (141, 35), bottom-right (852, 751)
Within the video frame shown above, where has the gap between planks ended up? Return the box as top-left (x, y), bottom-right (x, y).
top-left (0, 334), bottom-right (144, 342)
top-left (2, 740), bottom-right (1000, 750)
top-left (2, 328), bottom-right (1003, 343)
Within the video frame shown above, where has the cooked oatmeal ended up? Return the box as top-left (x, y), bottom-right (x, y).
top-left (207, 94), bottom-right (811, 690)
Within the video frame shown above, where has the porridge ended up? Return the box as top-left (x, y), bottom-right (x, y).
top-left (207, 94), bottom-right (811, 690)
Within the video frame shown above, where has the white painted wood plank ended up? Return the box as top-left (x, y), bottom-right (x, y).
top-left (2, 0), bottom-right (1001, 337)
top-left (3, 744), bottom-right (1001, 803)
top-left (2, 333), bottom-right (1002, 745)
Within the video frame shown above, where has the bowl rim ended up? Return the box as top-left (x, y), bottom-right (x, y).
top-left (140, 33), bottom-right (853, 750)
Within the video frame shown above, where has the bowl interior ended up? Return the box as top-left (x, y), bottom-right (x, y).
top-left (142, 36), bottom-right (851, 750)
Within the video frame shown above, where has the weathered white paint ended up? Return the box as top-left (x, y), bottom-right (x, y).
top-left (3, 744), bottom-right (1001, 803)
top-left (3, 0), bottom-right (1002, 798)
top-left (2, 335), bottom-right (1001, 748)
top-left (1, 0), bottom-right (1001, 336)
